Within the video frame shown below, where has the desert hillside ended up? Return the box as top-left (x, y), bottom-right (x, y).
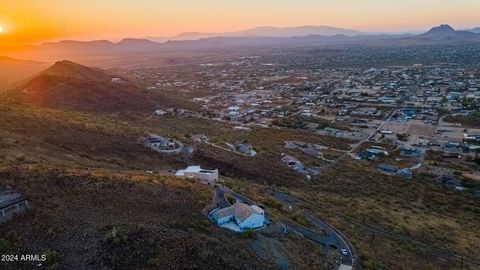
top-left (3, 60), bottom-right (197, 113)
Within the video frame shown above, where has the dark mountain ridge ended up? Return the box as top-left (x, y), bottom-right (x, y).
top-left (417, 24), bottom-right (478, 40)
top-left (4, 60), bottom-right (178, 113)
top-left (38, 60), bottom-right (113, 81)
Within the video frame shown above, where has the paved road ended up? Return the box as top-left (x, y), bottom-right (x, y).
top-left (319, 108), bottom-right (397, 171)
top-left (272, 190), bottom-right (297, 204)
top-left (282, 220), bottom-right (353, 266)
top-left (438, 114), bottom-right (464, 126)
top-left (216, 186), bottom-right (356, 269)
top-left (275, 190), bottom-right (480, 270)
top-left (214, 186), bottom-right (230, 208)
top-left (273, 191), bottom-right (355, 268)
top-left (303, 212), bottom-right (354, 266)
top-left (218, 186), bottom-right (256, 205)
top-left (282, 219), bottom-right (337, 246)
top-left (348, 108), bottom-right (397, 154)
top-left (203, 140), bottom-right (254, 157)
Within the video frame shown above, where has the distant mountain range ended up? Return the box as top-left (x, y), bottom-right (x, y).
top-left (5, 24), bottom-right (480, 61)
top-left (0, 56), bottom-right (49, 84)
top-left (465, 27), bottom-right (480, 34)
top-left (162, 25), bottom-right (362, 41)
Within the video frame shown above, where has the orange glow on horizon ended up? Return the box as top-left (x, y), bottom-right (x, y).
top-left (1, 0), bottom-right (479, 49)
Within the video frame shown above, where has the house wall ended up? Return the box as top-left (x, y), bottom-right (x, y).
top-left (215, 215), bottom-right (233, 225)
top-left (238, 214), bottom-right (265, 230)
top-left (185, 170), bottom-right (218, 182)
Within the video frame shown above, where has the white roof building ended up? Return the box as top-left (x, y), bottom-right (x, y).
top-left (212, 202), bottom-right (265, 231)
top-left (175, 166), bottom-right (219, 182)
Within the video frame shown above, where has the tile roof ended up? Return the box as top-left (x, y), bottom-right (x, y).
top-left (213, 202), bottom-right (258, 223)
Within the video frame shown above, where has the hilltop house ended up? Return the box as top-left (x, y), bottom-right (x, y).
top-left (377, 164), bottom-right (398, 175)
top-left (145, 135), bottom-right (183, 154)
top-left (0, 190), bottom-right (29, 222)
top-left (356, 151), bottom-right (376, 161)
top-left (377, 164), bottom-right (413, 179)
top-left (400, 147), bottom-right (422, 158)
top-left (175, 165), bottom-right (219, 182)
top-left (437, 175), bottom-right (464, 191)
top-left (367, 147), bottom-right (389, 156)
top-left (211, 202), bottom-right (265, 231)
top-left (154, 110), bottom-right (167, 116)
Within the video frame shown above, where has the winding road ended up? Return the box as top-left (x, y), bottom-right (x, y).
top-left (273, 190), bottom-right (480, 270)
top-left (214, 186), bottom-right (357, 270)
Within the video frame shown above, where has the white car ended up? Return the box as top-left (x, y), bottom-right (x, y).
top-left (341, 248), bottom-right (348, 256)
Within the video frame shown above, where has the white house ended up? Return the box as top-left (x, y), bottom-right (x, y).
top-left (111, 77), bottom-right (127, 84)
top-left (175, 165), bottom-right (218, 182)
top-left (154, 110), bottom-right (167, 116)
top-left (212, 202), bottom-right (265, 231)
top-left (227, 106), bottom-right (240, 111)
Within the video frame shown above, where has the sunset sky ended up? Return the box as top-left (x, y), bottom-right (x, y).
top-left (0, 0), bottom-right (479, 46)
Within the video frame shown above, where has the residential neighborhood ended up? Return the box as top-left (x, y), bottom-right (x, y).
top-left (0, 3), bottom-right (479, 268)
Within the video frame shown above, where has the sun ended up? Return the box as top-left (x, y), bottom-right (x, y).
top-left (0, 26), bottom-right (3, 33)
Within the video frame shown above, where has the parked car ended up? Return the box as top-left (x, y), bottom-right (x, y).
top-left (341, 248), bottom-right (348, 256)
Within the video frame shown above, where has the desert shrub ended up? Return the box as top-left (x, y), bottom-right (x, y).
top-left (45, 250), bottom-right (60, 269)
top-left (240, 230), bottom-right (256, 239)
top-left (290, 212), bottom-right (309, 227)
top-left (146, 257), bottom-right (162, 267)
top-left (0, 238), bottom-right (10, 253)
top-left (197, 249), bottom-right (213, 261)
top-left (262, 197), bottom-right (283, 211)
top-left (225, 194), bottom-right (236, 205)
top-left (105, 226), bottom-right (128, 246)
